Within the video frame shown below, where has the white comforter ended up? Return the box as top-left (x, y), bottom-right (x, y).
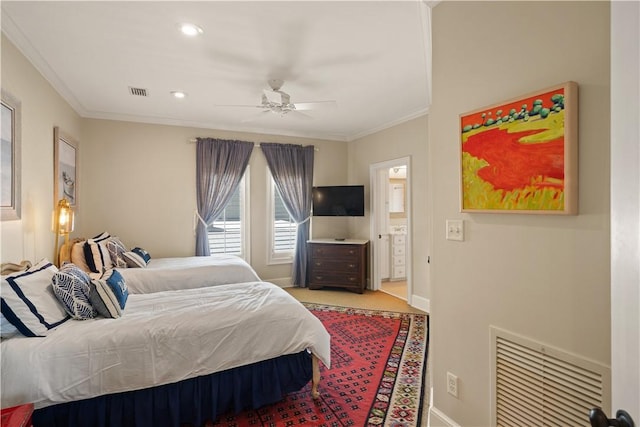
top-left (118, 254), bottom-right (260, 294)
top-left (0, 282), bottom-right (330, 410)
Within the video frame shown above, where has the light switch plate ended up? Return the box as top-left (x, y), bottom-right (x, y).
top-left (446, 219), bottom-right (464, 241)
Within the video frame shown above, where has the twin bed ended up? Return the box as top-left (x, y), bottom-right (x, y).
top-left (1, 236), bottom-right (330, 427)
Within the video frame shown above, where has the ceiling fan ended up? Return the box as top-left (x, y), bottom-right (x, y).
top-left (216, 79), bottom-right (336, 119)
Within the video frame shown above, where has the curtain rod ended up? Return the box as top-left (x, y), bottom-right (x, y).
top-left (187, 139), bottom-right (319, 151)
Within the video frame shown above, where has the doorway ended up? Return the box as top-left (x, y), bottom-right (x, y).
top-left (369, 157), bottom-right (412, 303)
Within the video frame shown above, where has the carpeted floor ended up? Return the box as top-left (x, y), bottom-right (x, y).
top-left (210, 301), bottom-right (429, 427)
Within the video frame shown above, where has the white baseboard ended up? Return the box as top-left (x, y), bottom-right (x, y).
top-left (411, 294), bottom-right (430, 313)
top-left (269, 277), bottom-right (293, 288)
top-left (429, 407), bottom-right (460, 427)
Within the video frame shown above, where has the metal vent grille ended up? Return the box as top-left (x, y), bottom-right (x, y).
top-left (128, 87), bottom-right (148, 97)
top-left (491, 327), bottom-right (610, 427)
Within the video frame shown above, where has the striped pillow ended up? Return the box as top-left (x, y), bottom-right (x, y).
top-left (0, 260), bottom-right (70, 337)
top-left (89, 280), bottom-right (122, 318)
top-left (123, 247), bottom-right (151, 268)
top-left (83, 232), bottom-right (113, 273)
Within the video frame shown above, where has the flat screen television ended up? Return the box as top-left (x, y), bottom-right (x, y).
top-left (312, 185), bottom-right (365, 217)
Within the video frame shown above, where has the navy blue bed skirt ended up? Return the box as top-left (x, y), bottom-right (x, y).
top-left (33, 350), bottom-right (312, 427)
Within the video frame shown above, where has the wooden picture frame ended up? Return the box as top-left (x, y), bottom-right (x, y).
top-left (460, 81), bottom-right (578, 214)
top-left (54, 127), bottom-right (78, 208)
top-left (1, 90), bottom-right (22, 221)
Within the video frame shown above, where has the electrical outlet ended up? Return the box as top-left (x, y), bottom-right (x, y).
top-left (447, 372), bottom-right (459, 398)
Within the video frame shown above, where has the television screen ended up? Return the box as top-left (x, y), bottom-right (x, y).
top-left (312, 185), bottom-right (365, 216)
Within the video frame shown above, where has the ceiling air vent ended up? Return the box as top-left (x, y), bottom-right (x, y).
top-left (129, 87), bottom-right (148, 97)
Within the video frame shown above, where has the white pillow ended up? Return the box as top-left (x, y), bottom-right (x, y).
top-left (0, 260), bottom-right (70, 337)
top-left (70, 240), bottom-right (91, 273)
top-left (0, 312), bottom-right (19, 339)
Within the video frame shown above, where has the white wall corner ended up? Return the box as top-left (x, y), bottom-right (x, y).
top-left (411, 294), bottom-right (430, 313)
top-left (429, 406), bottom-right (460, 427)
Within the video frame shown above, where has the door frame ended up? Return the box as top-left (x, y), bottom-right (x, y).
top-left (369, 156), bottom-right (412, 303)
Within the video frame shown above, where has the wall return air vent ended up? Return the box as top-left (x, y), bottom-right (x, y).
top-left (128, 87), bottom-right (148, 97)
top-left (490, 327), bottom-right (611, 427)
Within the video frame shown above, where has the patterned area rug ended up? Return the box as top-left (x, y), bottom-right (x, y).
top-left (211, 303), bottom-right (429, 427)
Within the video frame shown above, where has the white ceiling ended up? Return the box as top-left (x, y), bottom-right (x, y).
top-left (1, 1), bottom-right (431, 142)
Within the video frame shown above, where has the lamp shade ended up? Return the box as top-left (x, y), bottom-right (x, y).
top-left (53, 199), bottom-right (74, 234)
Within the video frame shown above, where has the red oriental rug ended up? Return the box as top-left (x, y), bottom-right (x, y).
top-left (211, 304), bottom-right (429, 427)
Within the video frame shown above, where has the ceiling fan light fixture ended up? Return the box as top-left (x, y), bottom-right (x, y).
top-left (180, 23), bottom-right (203, 37)
top-left (171, 91), bottom-right (187, 99)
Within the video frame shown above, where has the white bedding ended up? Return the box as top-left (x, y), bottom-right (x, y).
top-left (0, 281), bottom-right (330, 410)
top-left (118, 254), bottom-right (260, 294)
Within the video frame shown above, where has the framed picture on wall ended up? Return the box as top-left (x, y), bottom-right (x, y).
top-left (459, 81), bottom-right (578, 215)
top-left (54, 127), bottom-right (78, 207)
top-left (1, 89), bottom-right (22, 221)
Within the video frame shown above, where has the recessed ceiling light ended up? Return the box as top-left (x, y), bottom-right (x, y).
top-left (171, 91), bottom-right (187, 99)
top-left (180, 23), bottom-right (203, 37)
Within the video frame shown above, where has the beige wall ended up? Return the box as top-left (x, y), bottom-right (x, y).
top-left (0, 35), bottom-right (82, 264)
top-left (347, 115), bottom-right (430, 301)
top-left (80, 120), bottom-right (348, 282)
top-left (428, 2), bottom-right (611, 425)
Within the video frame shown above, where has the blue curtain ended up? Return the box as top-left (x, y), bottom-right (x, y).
top-left (195, 138), bottom-right (253, 256)
top-left (260, 143), bottom-right (314, 286)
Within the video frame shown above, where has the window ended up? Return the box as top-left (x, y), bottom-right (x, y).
top-left (207, 170), bottom-right (250, 260)
top-left (267, 176), bottom-right (297, 264)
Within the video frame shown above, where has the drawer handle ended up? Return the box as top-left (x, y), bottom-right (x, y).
top-left (315, 276), bottom-right (323, 280)
top-left (348, 250), bottom-right (355, 254)
top-left (348, 264), bottom-right (356, 268)
top-left (348, 277), bottom-right (356, 282)
top-left (315, 262), bottom-right (323, 267)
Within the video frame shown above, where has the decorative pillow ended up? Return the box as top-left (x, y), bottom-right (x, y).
top-left (106, 237), bottom-right (129, 269)
top-left (83, 232), bottom-right (113, 274)
top-left (70, 240), bottom-right (91, 273)
top-left (0, 260), bottom-right (70, 337)
top-left (94, 269), bottom-right (128, 310)
top-left (0, 312), bottom-right (19, 339)
top-left (88, 280), bottom-right (122, 318)
top-left (51, 263), bottom-right (97, 320)
top-left (123, 247), bottom-right (151, 268)
top-left (1, 266), bottom-right (31, 339)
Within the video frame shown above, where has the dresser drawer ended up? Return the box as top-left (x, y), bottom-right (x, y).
top-left (309, 271), bottom-right (362, 287)
top-left (392, 234), bottom-right (406, 245)
top-left (392, 266), bottom-right (406, 279)
top-left (311, 244), bottom-right (360, 260)
top-left (393, 245), bottom-right (406, 256)
top-left (311, 258), bottom-right (360, 273)
top-left (393, 255), bottom-right (405, 266)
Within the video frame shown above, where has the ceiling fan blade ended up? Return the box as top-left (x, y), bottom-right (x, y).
top-left (287, 110), bottom-right (313, 120)
top-left (292, 100), bottom-right (337, 111)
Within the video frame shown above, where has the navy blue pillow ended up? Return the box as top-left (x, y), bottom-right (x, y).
top-left (132, 247), bottom-right (151, 264)
top-left (97, 269), bottom-right (128, 309)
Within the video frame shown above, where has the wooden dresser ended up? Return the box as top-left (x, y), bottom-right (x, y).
top-left (307, 239), bottom-right (369, 293)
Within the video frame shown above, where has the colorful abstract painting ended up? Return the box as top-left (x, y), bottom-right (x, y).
top-left (460, 82), bottom-right (578, 214)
